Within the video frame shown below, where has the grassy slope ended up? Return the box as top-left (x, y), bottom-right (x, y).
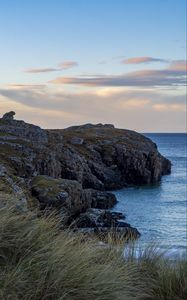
top-left (0, 199), bottom-right (186, 300)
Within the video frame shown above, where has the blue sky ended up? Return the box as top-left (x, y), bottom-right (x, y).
top-left (0, 0), bottom-right (186, 131)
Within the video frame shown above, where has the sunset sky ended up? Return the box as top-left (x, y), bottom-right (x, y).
top-left (0, 0), bottom-right (186, 132)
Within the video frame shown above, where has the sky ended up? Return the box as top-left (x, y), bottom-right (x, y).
top-left (0, 0), bottom-right (186, 132)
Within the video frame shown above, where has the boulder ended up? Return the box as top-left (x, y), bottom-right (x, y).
top-left (31, 175), bottom-right (91, 214)
top-left (84, 189), bottom-right (117, 209)
top-left (73, 208), bottom-right (140, 240)
top-left (74, 208), bottom-right (126, 228)
top-left (2, 111), bottom-right (15, 121)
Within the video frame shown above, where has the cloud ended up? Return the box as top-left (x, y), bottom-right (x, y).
top-left (0, 85), bottom-right (185, 113)
top-left (25, 61), bottom-right (78, 73)
top-left (168, 60), bottom-right (187, 71)
top-left (49, 62), bottom-right (186, 88)
top-left (153, 103), bottom-right (185, 112)
top-left (0, 85), bottom-right (186, 132)
top-left (58, 61), bottom-right (78, 69)
top-left (121, 56), bottom-right (168, 64)
top-left (7, 84), bottom-right (46, 89)
top-left (25, 68), bottom-right (58, 73)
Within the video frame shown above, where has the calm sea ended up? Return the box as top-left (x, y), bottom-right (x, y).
top-left (112, 133), bottom-right (187, 253)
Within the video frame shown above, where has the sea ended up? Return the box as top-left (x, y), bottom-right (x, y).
top-left (112, 133), bottom-right (187, 257)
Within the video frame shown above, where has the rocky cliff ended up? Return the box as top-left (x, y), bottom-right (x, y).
top-left (0, 112), bottom-right (171, 239)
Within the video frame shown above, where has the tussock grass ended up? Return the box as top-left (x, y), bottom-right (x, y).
top-left (0, 204), bottom-right (186, 300)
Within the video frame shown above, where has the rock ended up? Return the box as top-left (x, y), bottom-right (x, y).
top-left (31, 175), bottom-right (91, 215)
top-left (0, 164), bottom-right (6, 176)
top-left (2, 111), bottom-right (15, 121)
top-left (73, 208), bottom-right (140, 240)
top-left (66, 123), bottom-right (115, 131)
top-left (0, 165), bottom-right (29, 212)
top-left (85, 189), bottom-right (117, 209)
top-left (116, 221), bottom-right (131, 227)
top-left (70, 137), bottom-right (84, 145)
top-left (0, 112), bottom-right (48, 143)
top-left (30, 176), bottom-right (117, 221)
top-left (57, 191), bottom-right (69, 199)
top-left (57, 124), bottom-right (171, 189)
top-left (74, 208), bottom-right (126, 228)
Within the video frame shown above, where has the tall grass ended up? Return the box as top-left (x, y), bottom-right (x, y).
top-left (0, 204), bottom-right (186, 300)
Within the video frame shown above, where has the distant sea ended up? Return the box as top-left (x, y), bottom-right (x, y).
top-left (112, 133), bottom-right (187, 255)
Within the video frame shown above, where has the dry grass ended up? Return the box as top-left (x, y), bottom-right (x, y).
top-left (0, 204), bottom-right (186, 300)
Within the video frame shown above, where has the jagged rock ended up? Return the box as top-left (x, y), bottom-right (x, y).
top-left (85, 189), bottom-right (117, 209)
top-left (30, 176), bottom-right (118, 220)
top-left (74, 208), bottom-right (126, 228)
top-left (0, 112), bottom-right (48, 143)
top-left (2, 111), bottom-right (15, 121)
top-left (57, 124), bottom-right (171, 189)
top-left (31, 175), bottom-right (91, 214)
top-left (0, 164), bottom-right (29, 212)
top-left (73, 208), bottom-right (140, 240)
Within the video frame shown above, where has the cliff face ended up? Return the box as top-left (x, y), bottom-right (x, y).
top-left (0, 114), bottom-right (170, 189)
top-left (47, 124), bottom-right (171, 190)
top-left (0, 112), bottom-right (171, 238)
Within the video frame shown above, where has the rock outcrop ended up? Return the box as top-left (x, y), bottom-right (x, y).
top-left (2, 111), bottom-right (15, 121)
top-left (0, 112), bottom-right (171, 239)
top-left (31, 175), bottom-right (88, 212)
top-left (73, 209), bottom-right (140, 240)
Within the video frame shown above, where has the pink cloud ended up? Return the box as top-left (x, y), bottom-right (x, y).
top-left (168, 60), bottom-right (187, 71)
top-left (58, 61), bottom-right (78, 69)
top-left (8, 84), bottom-right (46, 89)
top-left (25, 68), bottom-right (57, 73)
top-left (25, 61), bottom-right (78, 74)
top-left (121, 56), bottom-right (168, 64)
top-left (49, 63), bottom-right (186, 87)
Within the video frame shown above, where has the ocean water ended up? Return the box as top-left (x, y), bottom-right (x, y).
top-left (112, 133), bottom-right (187, 254)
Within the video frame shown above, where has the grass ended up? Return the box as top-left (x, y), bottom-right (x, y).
top-left (31, 175), bottom-right (63, 196)
top-left (0, 203), bottom-right (186, 300)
